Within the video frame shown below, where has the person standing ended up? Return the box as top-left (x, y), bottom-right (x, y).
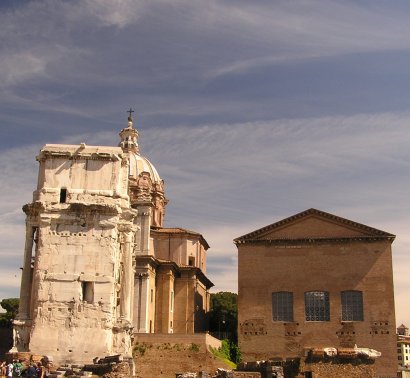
top-left (0, 361), bottom-right (6, 377)
top-left (35, 363), bottom-right (44, 378)
top-left (26, 364), bottom-right (36, 378)
top-left (6, 362), bottom-right (13, 378)
top-left (12, 360), bottom-right (22, 377)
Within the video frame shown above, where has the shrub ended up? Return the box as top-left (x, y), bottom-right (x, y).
top-left (189, 343), bottom-right (200, 352)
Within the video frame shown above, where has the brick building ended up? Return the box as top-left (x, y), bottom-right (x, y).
top-left (235, 208), bottom-right (397, 378)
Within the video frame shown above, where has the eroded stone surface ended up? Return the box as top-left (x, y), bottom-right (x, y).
top-left (13, 115), bottom-right (213, 365)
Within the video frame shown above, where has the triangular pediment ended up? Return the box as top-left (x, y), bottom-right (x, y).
top-left (235, 208), bottom-right (394, 243)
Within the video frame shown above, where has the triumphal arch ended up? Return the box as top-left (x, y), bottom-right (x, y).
top-left (12, 112), bottom-right (213, 363)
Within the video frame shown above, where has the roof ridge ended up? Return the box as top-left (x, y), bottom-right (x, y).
top-left (234, 208), bottom-right (395, 242)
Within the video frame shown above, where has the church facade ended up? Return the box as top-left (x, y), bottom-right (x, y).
top-left (235, 208), bottom-right (397, 378)
top-left (12, 114), bottom-right (213, 363)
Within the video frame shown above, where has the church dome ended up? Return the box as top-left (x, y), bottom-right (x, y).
top-left (128, 152), bottom-right (162, 183)
top-left (119, 109), bottom-right (167, 227)
top-left (119, 110), bottom-right (167, 227)
top-left (119, 112), bottom-right (162, 183)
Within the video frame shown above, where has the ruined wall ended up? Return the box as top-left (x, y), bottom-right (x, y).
top-left (299, 360), bottom-right (376, 378)
top-left (34, 145), bottom-right (129, 208)
top-left (14, 144), bottom-right (136, 364)
top-left (28, 207), bottom-right (121, 361)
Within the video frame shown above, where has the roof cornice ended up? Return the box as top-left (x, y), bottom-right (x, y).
top-left (235, 236), bottom-right (395, 245)
top-left (234, 208), bottom-right (395, 243)
top-left (151, 227), bottom-right (210, 249)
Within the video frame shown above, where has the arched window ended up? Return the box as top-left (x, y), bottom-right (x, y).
top-left (272, 291), bottom-right (293, 321)
top-left (305, 291), bottom-right (330, 321)
top-left (341, 290), bottom-right (363, 321)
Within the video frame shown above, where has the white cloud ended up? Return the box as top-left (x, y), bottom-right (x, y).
top-left (1, 0), bottom-right (410, 327)
top-left (0, 267), bottom-right (22, 299)
top-left (82, 0), bottom-right (148, 28)
top-left (0, 53), bottom-right (47, 85)
top-left (3, 0), bottom-right (410, 92)
top-left (200, 1), bottom-right (410, 77)
top-left (144, 112), bottom-right (410, 324)
top-left (0, 146), bottom-right (37, 299)
top-left (1, 110), bottom-right (410, 325)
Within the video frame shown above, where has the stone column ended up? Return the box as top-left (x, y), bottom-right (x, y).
top-left (139, 207), bottom-right (151, 255)
top-left (133, 272), bottom-right (149, 332)
top-left (18, 223), bottom-right (36, 319)
top-left (120, 230), bottom-right (134, 322)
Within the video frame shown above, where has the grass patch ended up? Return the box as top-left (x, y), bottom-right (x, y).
top-left (210, 341), bottom-right (237, 369)
top-left (189, 343), bottom-right (200, 352)
top-left (133, 342), bottom-right (152, 356)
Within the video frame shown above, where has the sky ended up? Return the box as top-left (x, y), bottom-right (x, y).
top-left (0, 0), bottom-right (409, 326)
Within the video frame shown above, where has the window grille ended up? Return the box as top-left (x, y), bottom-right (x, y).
top-left (305, 291), bottom-right (330, 321)
top-left (341, 290), bottom-right (363, 321)
top-left (272, 291), bottom-right (293, 321)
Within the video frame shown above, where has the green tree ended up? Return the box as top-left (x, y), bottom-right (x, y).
top-left (209, 292), bottom-right (237, 341)
top-left (209, 292), bottom-right (240, 363)
top-left (0, 298), bottom-right (19, 328)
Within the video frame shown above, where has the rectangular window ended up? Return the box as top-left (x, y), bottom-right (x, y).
top-left (31, 227), bottom-right (39, 262)
top-left (272, 292), bottom-right (293, 321)
top-left (188, 256), bottom-right (195, 266)
top-left (341, 291), bottom-right (363, 321)
top-left (81, 281), bottom-right (94, 304)
top-left (305, 291), bottom-right (330, 321)
top-left (60, 188), bottom-right (67, 203)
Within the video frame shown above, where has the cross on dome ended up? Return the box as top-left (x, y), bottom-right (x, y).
top-left (127, 107), bottom-right (134, 121)
top-left (119, 107), bottom-right (139, 152)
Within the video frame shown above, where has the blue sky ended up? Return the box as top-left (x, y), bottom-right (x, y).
top-left (0, 0), bottom-right (410, 326)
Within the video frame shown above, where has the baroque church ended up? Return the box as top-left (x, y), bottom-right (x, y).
top-left (12, 113), bottom-right (213, 363)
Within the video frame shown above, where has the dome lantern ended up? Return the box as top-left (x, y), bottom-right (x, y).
top-left (119, 108), bottom-right (139, 153)
top-left (119, 108), bottom-right (167, 228)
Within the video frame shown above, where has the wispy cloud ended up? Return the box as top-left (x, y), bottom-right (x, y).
top-left (3, 0), bottom-right (410, 91)
top-left (82, 0), bottom-right (147, 28)
top-left (1, 0), bottom-right (410, 326)
top-left (145, 112), bottom-right (410, 296)
top-left (3, 111), bottom-right (408, 301)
